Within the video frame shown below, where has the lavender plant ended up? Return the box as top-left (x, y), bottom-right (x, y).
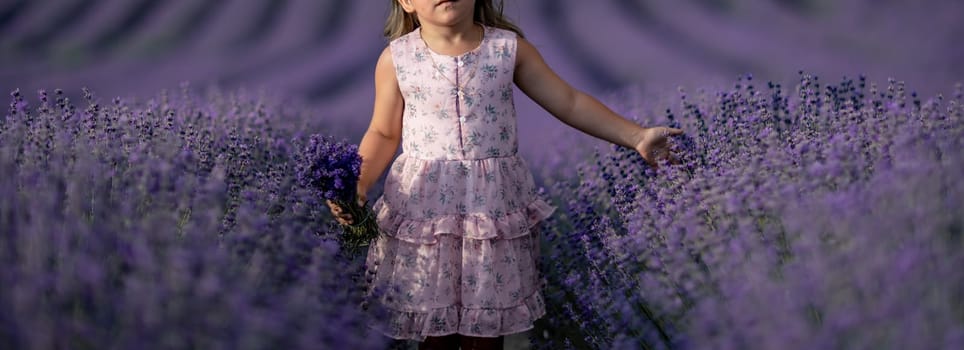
top-left (531, 74), bottom-right (964, 349)
top-left (3, 71), bottom-right (961, 350)
top-left (0, 85), bottom-right (386, 349)
top-left (295, 134), bottom-right (379, 255)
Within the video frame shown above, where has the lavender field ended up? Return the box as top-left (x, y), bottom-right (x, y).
top-left (2, 1), bottom-right (963, 349)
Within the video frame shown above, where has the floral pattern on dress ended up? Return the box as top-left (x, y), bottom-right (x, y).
top-left (365, 26), bottom-right (555, 341)
top-left (366, 224), bottom-right (549, 340)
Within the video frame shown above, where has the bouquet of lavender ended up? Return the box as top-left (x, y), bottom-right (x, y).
top-left (296, 134), bottom-right (379, 254)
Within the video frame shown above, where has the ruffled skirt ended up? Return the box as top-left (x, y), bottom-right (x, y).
top-left (363, 153), bottom-right (554, 340)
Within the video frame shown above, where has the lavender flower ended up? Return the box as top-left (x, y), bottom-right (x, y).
top-left (295, 134), bottom-right (378, 254)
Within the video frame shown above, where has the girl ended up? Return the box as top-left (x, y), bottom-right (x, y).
top-left (329, 1), bottom-right (684, 349)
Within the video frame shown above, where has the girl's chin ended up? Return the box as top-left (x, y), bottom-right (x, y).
top-left (426, 12), bottom-right (471, 26)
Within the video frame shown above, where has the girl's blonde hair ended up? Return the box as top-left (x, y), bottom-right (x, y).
top-left (384, 0), bottom-right (524, 41)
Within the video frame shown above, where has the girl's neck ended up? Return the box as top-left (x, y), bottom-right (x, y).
top-left (419, 21), bottom-right (482, 53)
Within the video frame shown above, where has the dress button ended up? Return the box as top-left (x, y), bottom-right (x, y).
top-left (459, 116), bottom-right (466, 123)
top-left (457, 60), bottom-right (464, 67)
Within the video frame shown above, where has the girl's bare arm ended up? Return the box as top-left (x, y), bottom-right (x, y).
top-left (514, 37), bottom-right (649, 147)
top-left (513, 37), bottom-right (683, 167)
top-left (357, 47), bottom-right (404, 198)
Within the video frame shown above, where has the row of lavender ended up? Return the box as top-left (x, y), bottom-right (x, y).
top-left (1, 85), bottom-right (386, 349)
top-left (533, 75), bottom-right (964, 349)
top-left (2, 72), bottom-right (961, 349)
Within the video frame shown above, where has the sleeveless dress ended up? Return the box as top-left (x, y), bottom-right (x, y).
top-left (364, 25), bottom-right (556, 341)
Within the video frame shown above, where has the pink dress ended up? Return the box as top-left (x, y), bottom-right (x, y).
top-left (364, 25), bottom-right (555, 340)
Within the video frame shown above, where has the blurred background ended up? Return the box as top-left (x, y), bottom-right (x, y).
top-left (2, 0), bottom-right (962, 153)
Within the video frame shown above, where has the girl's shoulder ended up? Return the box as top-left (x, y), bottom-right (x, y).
top-left (397, 28), bottom-right (422, 41)
top-left (485, 25), bottom-right (517, 38)
top-left (482, 26), bottom-right (519, 61)
top-left (387, 29), bottom-right (422, 63)
top-left (388, 29), bottom-right (420, 49)
top-left (483, 25), bottom-right (519, 46)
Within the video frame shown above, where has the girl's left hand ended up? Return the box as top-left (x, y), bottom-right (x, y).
top-left (634, 126), bottom-right (685, 169)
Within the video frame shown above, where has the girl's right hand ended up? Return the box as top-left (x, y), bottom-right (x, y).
top-left (326, 191), bottom-right (368, 225)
